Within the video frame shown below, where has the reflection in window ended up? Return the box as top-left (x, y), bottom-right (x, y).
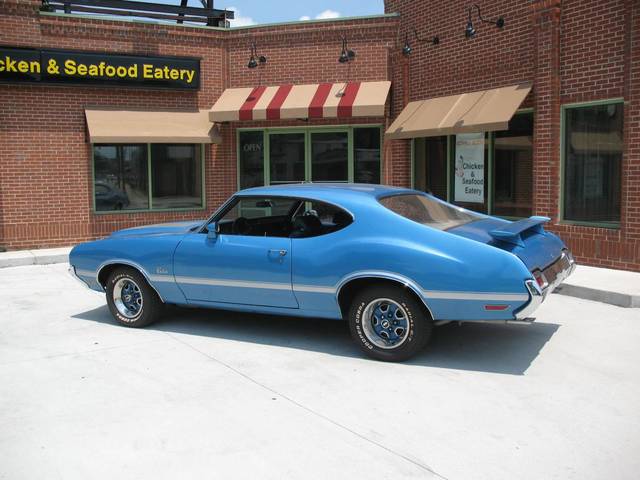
top-left (150, 145), bottom-right (202, 210)
top-left (563, 102), bottom-right (622, 224)
top-left (413, 136), bottom-right (447, 200)
top-left (494, 113), bottom-right (533, 218)
top-left (354, 128), bottom-right (381, 184)
top-left (94, 145), bottom-right (148, 211)
top-left (270, 133), bottom-right (305, 184)
top-left (311, 132), bottom-right (348, 182)
top-left (239, 131), bottom-right (264, 189)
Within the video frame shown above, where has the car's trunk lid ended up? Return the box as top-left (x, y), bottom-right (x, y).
top-left (448, 216), bottom-right (565, 271)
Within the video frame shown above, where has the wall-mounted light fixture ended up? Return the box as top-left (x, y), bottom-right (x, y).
top-left (465, 4), bottom-right (504, 39)
top-left (402, 29), bottom-right (439, 57)
top-left (338, 35), bottom-right (356, 63)
top-left (247, 42), bottom-right (267, 69)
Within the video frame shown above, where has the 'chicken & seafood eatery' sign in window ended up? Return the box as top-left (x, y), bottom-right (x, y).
top-left (0, 46), bottom-right (200, 89)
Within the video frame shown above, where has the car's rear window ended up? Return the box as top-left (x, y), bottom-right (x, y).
top-left (379, 194), bottom-right (482, 230)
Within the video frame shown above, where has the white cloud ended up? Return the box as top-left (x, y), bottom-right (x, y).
top-left (315, 9), bottom-right (341, 19)
top-left (299, 10), bottom-right (341, 21)
top-left (225, 6), bottom-right (256, 27)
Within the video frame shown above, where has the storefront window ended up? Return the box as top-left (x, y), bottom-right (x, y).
top-left (413, 136), bottom-right (447, 200)
top-left (269, 133), bottom-right (305, 184)
top-left (451, 132), bottom-right (489, 214)
top-left (493, 112), bottom-right (533, 218)
top-left (354, 127), bottom-right (381, 184)
top-left (311, 132), bottom-right (348, 182)
top-left (412, 112), bottom-right (534, 218)
top-left (151, 145), bottom-right (202, 209)
top-left (93, 145), bottom-right (148, 211)
top-left (93, 143), bottom-right (203, 212)
top-left (237, 126), bottom-right (382, 187)
top-left (239, 131), bottom-right (264, 189)
top-left (563, 102), bottom-right (622, 225)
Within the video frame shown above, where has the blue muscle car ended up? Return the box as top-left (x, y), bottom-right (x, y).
top-left (69, 184), bottom-right (575, 361)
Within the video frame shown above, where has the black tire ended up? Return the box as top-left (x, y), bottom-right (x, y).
top-left (105, 267), bottom-right (163, 328)
top-left (348, 285), bottom-right (432, 362)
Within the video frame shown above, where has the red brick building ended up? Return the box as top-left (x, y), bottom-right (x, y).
top-left (1, 0), bottom-right (638, 271)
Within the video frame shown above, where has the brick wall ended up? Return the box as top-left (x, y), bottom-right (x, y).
top-left (385, 0), bottom-right (640, 271)
top-left (0, 0), bottom-right (397, 249)
top-left (1, 0), bottom-right (638, 271)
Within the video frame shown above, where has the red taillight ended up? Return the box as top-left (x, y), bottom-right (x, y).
top-left (533, 271), bottom-right (548, 289)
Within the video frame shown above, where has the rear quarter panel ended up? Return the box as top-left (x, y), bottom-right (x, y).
top-left (292, 202), bottom-right (533, 321)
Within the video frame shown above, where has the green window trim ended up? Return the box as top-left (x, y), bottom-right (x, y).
top-left (91, 143), bottom-right (206, 215)
top-left (411, 110), bottom-right (534, 220)
top-left (236, 124), bottom-right (384, 190)
top-left (559, 98), bottom-right (624, 229)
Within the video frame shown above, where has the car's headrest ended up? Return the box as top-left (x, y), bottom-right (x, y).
top-left (291, 215), bottom-right (322, 238)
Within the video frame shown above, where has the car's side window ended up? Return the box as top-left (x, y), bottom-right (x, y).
top-left (216, 197), bottom-right (300, 237)
top-left (290, 200), bottom-right (353, 238)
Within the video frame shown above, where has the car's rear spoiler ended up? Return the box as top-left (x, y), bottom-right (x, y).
top-left (489, 216), bottom-right (550, 247)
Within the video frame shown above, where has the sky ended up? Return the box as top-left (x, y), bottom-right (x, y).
top-left (153, 1), bottom-right (386, 26)
top-left (221, 1), bottom-right (385, 26)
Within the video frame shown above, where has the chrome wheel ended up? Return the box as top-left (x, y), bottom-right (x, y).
top-left (113, 278), bottom-right (143, 319)
top-left (361, 298), bottom-right (410, 349)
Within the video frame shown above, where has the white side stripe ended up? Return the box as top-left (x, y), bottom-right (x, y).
top-left (77, 269), bottom-right (528, 302)
top-left (422, 290), bottom-right (529, 301)
top-left (174, 276), bottom-right (293, 291)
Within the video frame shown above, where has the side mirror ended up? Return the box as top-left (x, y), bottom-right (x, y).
top-left (206, 222), bottom-right (219, 241)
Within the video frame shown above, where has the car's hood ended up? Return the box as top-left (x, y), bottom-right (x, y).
top-left (109, 220), bottom-right (204, 238)
top-left (448, 216), bottom-right (566, 271)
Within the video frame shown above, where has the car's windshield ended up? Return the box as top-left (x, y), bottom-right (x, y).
top-left (379, 193), bottom-right (482, 230)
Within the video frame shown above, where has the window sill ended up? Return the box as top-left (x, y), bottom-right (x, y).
top-left (93, 206), bottom-right (207, 215)
top-left (559, 220), bottom-right (620, 230)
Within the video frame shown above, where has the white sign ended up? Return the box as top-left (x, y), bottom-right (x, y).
top-left (454, 133), bottom-right (485, 203)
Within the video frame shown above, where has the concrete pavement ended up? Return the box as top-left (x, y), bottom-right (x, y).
top-left (0, 263), bottom-right (639, 480)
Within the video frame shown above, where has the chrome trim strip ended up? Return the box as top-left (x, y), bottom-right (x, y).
top-left (174, 276), bottom-right (293, 291)
top-left (422, 290), bottom-right (529, 301)
top-left (293, 284), bottom-right (336, 294)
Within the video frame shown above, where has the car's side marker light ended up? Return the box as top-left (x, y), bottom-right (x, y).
top-left (484, 304), bottom-right (509, 311)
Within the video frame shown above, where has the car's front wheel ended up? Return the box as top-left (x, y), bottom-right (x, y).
top-left (348, 286), bottom-right (432, 362)
top-left (106, 267), bottom-right (163, 328)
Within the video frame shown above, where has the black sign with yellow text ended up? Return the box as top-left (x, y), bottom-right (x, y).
top-left (0, 46), bottom-right (200, 89)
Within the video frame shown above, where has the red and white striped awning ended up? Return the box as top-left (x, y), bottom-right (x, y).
top-left (209, 81), bottom-right (391, 122)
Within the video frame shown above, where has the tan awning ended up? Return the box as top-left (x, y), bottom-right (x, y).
top-left (85, 108), bottom-right (221, 143)
top-left (210, 81), bottom-right (391, 122)
top-left (385, 83), bottom-right (532, 140)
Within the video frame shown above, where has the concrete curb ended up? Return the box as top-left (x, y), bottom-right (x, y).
top-left (0, 247), bottom-right (71, 268)
top-left (554, 284), bottom-right (640, 308)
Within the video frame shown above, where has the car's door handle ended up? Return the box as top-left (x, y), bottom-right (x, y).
top-left (269, 249), bottom-right (288, 257)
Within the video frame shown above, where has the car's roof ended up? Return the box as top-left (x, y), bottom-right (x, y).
top-left (237, 183), bottom-right (416, 205)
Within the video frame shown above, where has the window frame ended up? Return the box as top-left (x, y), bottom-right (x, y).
top-left (410, 109), bottom-right (533, 220)
top-left (209, 194), bottom-right (355, 239)
top-left (91, 143), bottom-right (206, 214)
top-left (236, 125), bottom-right (383, 190)
top-left (559, 98), bottom-right (624, 229)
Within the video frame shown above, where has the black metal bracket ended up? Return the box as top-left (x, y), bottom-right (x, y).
top-left (42, 0), bottom-right (234, 26)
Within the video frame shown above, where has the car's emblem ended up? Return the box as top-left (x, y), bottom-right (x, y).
top-left (156, 267), bottom-right (169, 274)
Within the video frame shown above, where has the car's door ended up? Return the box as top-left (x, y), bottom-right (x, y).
top-left (173, 196), bottom-right (299, 308)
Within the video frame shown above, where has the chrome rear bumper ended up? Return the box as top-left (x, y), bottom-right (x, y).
top-left (515, 250), bottom-right (576, 320)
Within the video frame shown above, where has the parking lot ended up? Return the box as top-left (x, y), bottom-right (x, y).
top-left (1, 263), bottom-right (639, 480)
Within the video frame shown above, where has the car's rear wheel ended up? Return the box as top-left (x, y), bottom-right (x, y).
top-left (106, 267), bottom-right (163, 328)
top-left (348, 285), bottom-right (432, 362)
